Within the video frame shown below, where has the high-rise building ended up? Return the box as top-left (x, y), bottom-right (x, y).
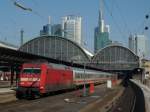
top-left (128, 34), bottom-right (135, 53)
top-left (40, 23), bottom-right (52, 36)
top-left (40, 24), bottom-right (63, 37)
top-left (94, 0), bottom-right (111, 53)
top-left (62, 15), bottom-right (82, 44)
top-left (135, 35), bottom-right (148, 57)
top-left (51, 24), bottom-right (62, 37)
top-left (40, 16), bottom-right (62, 37)
top-left (128, 34), bottom-right (148, 58)
top-left (40, 16), bottom-right (52, 36)
top-left (40, 24), bottom-right (62, 37)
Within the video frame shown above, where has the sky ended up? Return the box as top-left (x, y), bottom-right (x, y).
top-left (0, 0), bottom-right (150, 55)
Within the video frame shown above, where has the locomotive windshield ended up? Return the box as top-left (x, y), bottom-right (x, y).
top-left (23, 68), bottom-right (41, 74)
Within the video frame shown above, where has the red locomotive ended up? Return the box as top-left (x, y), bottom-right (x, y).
top-left (16, 62), bottom-right (113, 99)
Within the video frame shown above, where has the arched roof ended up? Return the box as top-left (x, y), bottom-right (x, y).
top-left (0, 41), bottom-right (18, 50)
top-left (92, 45), bottom-right (139, 70)
top-left (19, 35), bottom-right (91, 63)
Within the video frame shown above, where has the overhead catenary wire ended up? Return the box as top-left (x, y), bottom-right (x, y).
top-left (8, 0), bottom-right (49, 45)
top-left (113, 0), bottom-right (131, 35)
top-left (138, 14), bottom-right (150, 35)
top-left (2, 0), bottom-right (21, 27)
top-left (30, 0), bottom-right (47, 21)
top-left (31, 0), bottom-right (39, 7)
top-left (110, 0), bottom-right (114, 17)
top-left (0, 31), bottom-right (9, 42)
top-left (0, 1), bottom-right (19, 43)
top-left (103, 0), bottom-right (127, 42)
top-left (135, 3), bottom-right (150, 35)
top-left (0, 31), bottom-right (4, 38)
top-left (135, 16), bottom-right (147, 35)
top-left (143, 13), bottom-right (150, 34)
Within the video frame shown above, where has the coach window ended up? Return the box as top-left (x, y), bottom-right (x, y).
top-left (80, 74), bottom-right (82, 78)
top-left (75, 73), bottom-right (78, 79)
top-left (79, 73), bottom-right (81, 79)
top-left (107, 75), bottom-right (110, 78)
top-left (76, 74), bottom-right (80, 79)
top-left (82, 74), bottom-right (84, 78)
top-left (79, 74), bottom-right (81, 79)
top-left (88, 74), bottom-right (90, 78)
top-left (82, 73), bottom-right (84, 78)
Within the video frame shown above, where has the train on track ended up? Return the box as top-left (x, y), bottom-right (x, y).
top-left (16, 62), bottom-right (115, 99)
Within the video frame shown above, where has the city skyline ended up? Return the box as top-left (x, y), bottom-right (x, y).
top-left (0, 0), bottom-right (149, 56)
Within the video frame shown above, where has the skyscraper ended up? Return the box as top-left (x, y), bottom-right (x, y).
top-left (40, 24), bottom-right (51, 36)
top-left (128, 34), bottom-right (148, 58)
top-left (135, 35), bottom-right (148, 58)
top-left (62, 15), bottom-right (82, 44)
top-left (40, 16), bottom-right (62, 37)
top-left (128, 34), bottom-right (135, 53)
top-left (94, 0), bottom-right (111, 53)
top-left (146, 39), bottom-right (150, 60)
top-left (40, 16), bottom-right (52, 36)
top-left (51, 24), bottom-right (62, 37)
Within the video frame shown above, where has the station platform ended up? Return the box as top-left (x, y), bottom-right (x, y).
top-left (0, 81), bottom-right (16, 94)
top-left (0, 87), bottom-right (15, 95)
top-left (131, 79), bottom-right (150, 112)
top-left (0, 87), bottom-right (16, 104)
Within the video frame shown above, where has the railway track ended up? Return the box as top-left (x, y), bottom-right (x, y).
top-left (0, 84), bottom-right (112, 112)
top-left (1, 81), bottom-right (145, 112)
top-left (130, 95), bottom-right (136, 112)
top-left (110, 83), bottom-right (135, 112)
top-left (110, 80), bottom-right (145, 112)
top-left (130, 81), bottom-right (145, 112)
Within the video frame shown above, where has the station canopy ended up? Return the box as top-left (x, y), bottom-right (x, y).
top-left (91, 45), bottom-right (139, 70)
top-left (19, 36), bottom-right (93, 63)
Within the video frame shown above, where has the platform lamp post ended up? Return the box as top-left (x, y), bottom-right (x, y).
top-left (71, 59), bottom-right (88, 97)
top-left (78, 61), bottom-right (97, 97)
top-left (81, 61), bottom-right (98, 96)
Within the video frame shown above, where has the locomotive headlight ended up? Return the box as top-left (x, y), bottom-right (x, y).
top-left (40, 86), bottom-right (44, 90)
top-left (20, 82), bottom-right (25, 84)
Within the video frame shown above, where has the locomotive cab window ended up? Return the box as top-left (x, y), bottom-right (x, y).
top-left (23, 68), bottom-right (41, 74)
